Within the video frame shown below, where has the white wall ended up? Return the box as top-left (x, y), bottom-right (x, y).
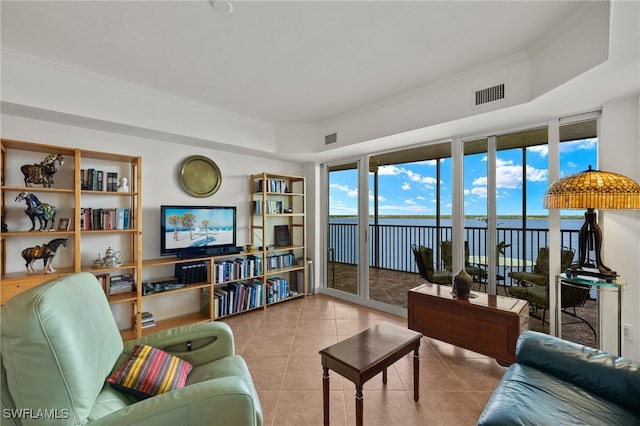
top-left (599, 95), bottom-right (640, 359)
top-left (1, 114), bottom-right (303, 327)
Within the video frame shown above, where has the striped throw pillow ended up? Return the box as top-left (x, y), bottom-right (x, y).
top-left (107, 344), bottom-right (193, 399)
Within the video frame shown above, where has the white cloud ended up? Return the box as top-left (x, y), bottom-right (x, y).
top-left (402, 182), bottom-right (411, 190)
top-left (405, 199), bottom-right (417, 205)
top-left (528, 145), bottom-right (548, 157)
top-left (377, 165), bottom-right (402, 175)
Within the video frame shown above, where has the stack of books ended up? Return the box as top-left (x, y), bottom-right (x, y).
top-left (109, 274), bottom-right (134, 295)
top-left (80, 207), bottom-right (131, 230)
top-left (80, 169), bottom-right (119, 192)
top-left (138, 311), bottom-right (156, 329)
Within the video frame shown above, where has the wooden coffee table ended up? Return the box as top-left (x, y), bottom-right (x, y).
top-left (319, 322), bottom-right (422, 426)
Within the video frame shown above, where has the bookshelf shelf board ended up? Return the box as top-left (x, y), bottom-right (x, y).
top-left (218, 305), bottom-right (264, 319)
top-left (266, 265), bottom-right (304, 275)
top-left (145, 313), bottom-right (210, 335)
top-left (120, 329), bottom-right (137, 341)
top-left (2, 269), bottom-right (74, 281)
top-left (108, 292), bottom-right (137, 304)
top-left (214, 276), bottom-right (261, 286)
top-left (0, 230), bottom-right (74, 237)
top-left (80, 190), bottom-right (137, 196)
top-left (84, 262), bottom-right (137, 273)
top-left (1, 185), bottom-right (75, 194)
top-left (267, 245), bottom-right (304, 252)
top-left (267, 294), bottom-right (304, 307)
top-left (80, 229), bottom-right (138, 234)
top-left (141, 282), bottom-right (210, 298)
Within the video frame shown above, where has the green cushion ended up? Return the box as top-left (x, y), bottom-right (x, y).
top-left (107, 344), bottom-right (193, 399)
top-left (508, 283), bottom-right (548, 308)
top-left (534, 247), bottom-right (550, 274)
top-left (418, 245), bottom-right (452, 284)
top-left (509, 270), bottom-right (549, 287)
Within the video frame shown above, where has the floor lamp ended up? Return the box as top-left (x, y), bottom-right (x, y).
top-left (543, 166), bottom-right (640, 281)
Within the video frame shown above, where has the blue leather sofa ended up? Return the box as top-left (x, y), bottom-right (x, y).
top-left (478, 331), bottom-right (640, 425)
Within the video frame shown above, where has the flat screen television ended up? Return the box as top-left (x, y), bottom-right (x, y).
top-left (160, 205), bottom-right (238, 258)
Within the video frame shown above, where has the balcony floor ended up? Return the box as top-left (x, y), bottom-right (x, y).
top-left (328, 263), bottom-right (597, 348)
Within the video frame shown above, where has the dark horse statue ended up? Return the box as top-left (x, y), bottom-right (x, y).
top-left (22, 238), bottom-right (68, 273)
top-left (15, 192), bottom-right (57, 231)
top-left (20, 153), bottom-right (64, 188)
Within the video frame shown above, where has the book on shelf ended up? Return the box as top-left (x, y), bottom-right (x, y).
top-left (136, 311), bottom-right (156, 329)
top-left (80, 169), bottom-right (119, 191)
top-left (95, 273), bottom-right (111, 295)
top-left (81, 207), bottom-right (131, 230)
top-left (108, 274), bottom-right (134, 295)
top-left (107, 172), bottom-right (118, 192)
top-left (266, 277), bottom-right (289, 303)
top-left (256, 178), bottom-right (289, 194)
top-left (274, 225), bottom-right (291, 247)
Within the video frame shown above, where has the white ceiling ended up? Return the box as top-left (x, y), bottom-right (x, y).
top-left (1, 0), bottom-right (590, 126)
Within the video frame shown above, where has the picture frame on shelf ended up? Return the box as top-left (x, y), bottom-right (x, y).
top-left (57, 217), bottom-right (70, 231)
top-left (274, 225), bottom-right (291, 247)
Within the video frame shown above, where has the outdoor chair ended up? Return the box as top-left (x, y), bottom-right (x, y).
top-left (507, 248), bottom-right (595, 338)
top-left (441, 240), bottom-right (487, 283)
top-left (411, 244), bottom-right (452, 285)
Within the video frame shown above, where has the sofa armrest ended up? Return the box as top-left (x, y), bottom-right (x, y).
top-left (122, 322), bottom-right (235, 367)
top-left (516, 331), bottom-right (640, 416)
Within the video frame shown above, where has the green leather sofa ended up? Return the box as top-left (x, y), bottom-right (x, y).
top-left (478, 331), bottom-right (640, 426)
top-left (1, 272), bottom-right (262, 426)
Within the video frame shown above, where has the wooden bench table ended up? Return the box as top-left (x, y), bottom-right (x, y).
top-left (319, 322), bottom-right (422, 426)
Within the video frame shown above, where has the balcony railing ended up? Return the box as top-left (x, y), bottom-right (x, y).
top-left (328, 223), bottom-right (579, 285)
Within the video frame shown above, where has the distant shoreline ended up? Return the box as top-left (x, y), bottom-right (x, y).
top-left (330, 214), bottom-right (584, 220)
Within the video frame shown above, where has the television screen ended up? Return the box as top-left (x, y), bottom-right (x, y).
top-left (160, 205), bottom-right (237, 257)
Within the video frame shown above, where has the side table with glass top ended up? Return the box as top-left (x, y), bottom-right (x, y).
top-left (556, 273), bottom-right (625, 356)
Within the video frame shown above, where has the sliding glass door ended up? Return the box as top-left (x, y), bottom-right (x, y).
top-left (326, 162), bottom-right (360, 296)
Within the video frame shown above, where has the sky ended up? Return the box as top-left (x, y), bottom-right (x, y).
top-left (329, 138), bottom-right (597, 217)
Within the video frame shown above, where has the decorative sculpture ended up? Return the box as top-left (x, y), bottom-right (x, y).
top-left (20, 153), bottom-right (64, 188)
top-left (21, 238), bottom-right (68, 273)
top-left (15, 191), bottom-right (57, 231)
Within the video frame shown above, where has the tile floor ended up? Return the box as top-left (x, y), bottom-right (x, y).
top-left (222, 293), bottom-right (506, 426)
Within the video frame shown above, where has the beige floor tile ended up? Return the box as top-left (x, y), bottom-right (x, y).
top-left (343, 389), bottom-right (420, 426)
top-left (238, 294), bottom-right (501, 425)
top-left (335, 318), bottom-right (376, 336)
top-left (273, 390), bottom-right (347, 426)
top-left (244, 356), bottom-right (288, 390)
top-left (243, 333), bottom-right (295, 358)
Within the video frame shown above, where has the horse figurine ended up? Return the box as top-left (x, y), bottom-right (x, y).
top-left (15, 192), bottom-right (57, 231)
top-left (22, 238), bottom-right (68, 273)
top-left (20, 153), bottom-right (64, 188)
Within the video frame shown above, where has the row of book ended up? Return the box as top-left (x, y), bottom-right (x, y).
top-left (214, 256), bottom-right (263, 283)
top-left (266, 277), bottom-right (290, 303)
top-left (175, 261), bottom-right (208, 284)
top-left (80, 207), bottom-right (131, 230)
top-left (256, 178), bottom-right (289, 194)
top-left (252, 200), bottom-right (287, 215)
top-left (96, 273), bottom-right (134, 296)
top-left (202, 281), bottom-right (265, 318)
top-left (266, 253), bottom-right (297, 271)
top-left (136, 311), bottom-right (156, 329)
top-left (81, 169), bottom-right (119, 191)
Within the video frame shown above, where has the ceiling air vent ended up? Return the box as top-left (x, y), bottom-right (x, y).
top-left (325, 133), bottom-right (338, 145)
top-left (475, 83), bottom-right (505, 106)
